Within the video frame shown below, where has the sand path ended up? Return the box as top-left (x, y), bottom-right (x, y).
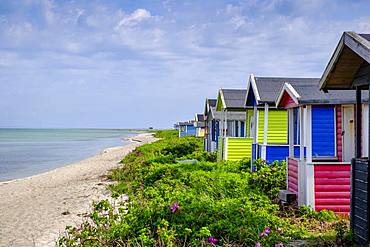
top-left (0, 133), bottom-right (157, 247)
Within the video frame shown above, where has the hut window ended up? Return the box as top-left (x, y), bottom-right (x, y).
top-left (241, 121), bottom-right (245, 137)
top-left (211, 120), bottom-right (216, 141)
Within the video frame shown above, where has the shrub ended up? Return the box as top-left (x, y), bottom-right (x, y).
top-left (249, 159), bottom-right (286, 199)
top-left (59, 130), bottom-right (344, 247)
top-left (298, 206), bottom-right (338, 222)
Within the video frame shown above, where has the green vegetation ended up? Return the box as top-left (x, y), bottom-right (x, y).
top-left (58, 130), bottom-right (351, 246)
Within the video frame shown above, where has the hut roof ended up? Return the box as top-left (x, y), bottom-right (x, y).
top-left (177, 121), bottom-right (195, 126)
top-left (276, 82), bottom-right (368, 107)
top-left (320, 32), bottom-right (370, 91)
top-left (246, 74), bottom-right (319, 106)
top-left (216, 89), bottom-right (247, 110)
top-left (204, 98), bottom-right (217, 117)
top-left (195, 113), bottom-right (205, 122)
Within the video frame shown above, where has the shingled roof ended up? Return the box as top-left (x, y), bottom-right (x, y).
top-left (204, 98), bottom-right (217, 117)
top-left (195, 113), bottom-right (205, 122)
top-left (177, 121), bottom-right (194, 126)
top-left (217, 89), bottom-right (247, 110)
top-left (276, 82), bottom-right (368, 106)
top-left (207, 99), bottom-right (217, 107)
top-left (246, 74), bottom-right (320, 106)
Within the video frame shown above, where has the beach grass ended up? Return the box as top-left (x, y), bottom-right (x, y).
top-left (58, 130), bottom-right (352, 246)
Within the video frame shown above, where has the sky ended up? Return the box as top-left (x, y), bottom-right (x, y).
top-left (1, 0), bottom-right (370, 129)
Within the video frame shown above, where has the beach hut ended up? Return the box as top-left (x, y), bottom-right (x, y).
top-left (216, 88), bottom-right (251, 161)
top-left (194, 114), bottom-right (205, 138)
top-left (276, 81), bottom-right (364, 215)
top-left (204, 98), bottom-right (221, 152)
top-left (319, 31), bottom-right (370, 246)
top-left (177, 121), bottom-right (196, 137)
top-left (245, 75), bottom-right (318, 163)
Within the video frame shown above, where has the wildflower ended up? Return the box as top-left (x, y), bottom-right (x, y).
top-left (170, 205), bottom-right (176, 213)
top-left (208, 236), bottom-right (218, 245)
top-left (140, 182), bottom-right (144, 189)
top-left (264, 227), bottom-right (271, 234)
top-left (259, 232), bottom-right (267, 237)
top-left (169, 202), bottom-right (180, 213)
top-left (254, 242), bottom-right (261, 247)
top-left (275, 242), bottom-right (284, 247)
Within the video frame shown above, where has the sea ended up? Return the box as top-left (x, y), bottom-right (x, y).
top-left (0, 129), bottom-right (139, 182)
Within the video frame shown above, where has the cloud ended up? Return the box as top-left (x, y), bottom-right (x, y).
top-left (1, 0), bottom-right (370, 127)
top-left (115, 8), bottom-right (152, 28)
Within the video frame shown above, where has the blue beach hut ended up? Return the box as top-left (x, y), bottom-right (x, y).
top-left (245, 74), bottom-right (319, 163)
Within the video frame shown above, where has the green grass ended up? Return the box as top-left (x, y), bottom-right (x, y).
top-left (58, 130), bottom-right (351, 247)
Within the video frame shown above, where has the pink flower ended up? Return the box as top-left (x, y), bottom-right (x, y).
top-left (208, 236), bottom-right (218, 245)
top-left (259, 232), bottom-right (267, 237)
top-left (170, 205), bottom-right (176, 213)
top-left (275, 242), bottom-right (284, 247)
top-left (264, 227), bottom-right (271, 234)
top-left (169, 202), bottom-right (180, 213)
top-left (254, 242), bottom-right (261, 247)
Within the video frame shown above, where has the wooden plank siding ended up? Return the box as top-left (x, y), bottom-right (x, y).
top-left (226, 137), bottom-right (253, 161)
top-left (351, 158), bottom-right (369, 246)
top-left (258, 110), bottom-right (288, 144)
top-left (336, 105), bottom-right (343, 161)
top-left (311, 107), bottom-right (336, 157)
top-left (314, 164), bottom-right (351, 214)
top-left (246, 109), bottom-right (254, 137)
top-left (288, 158), bottom-right (298, 193)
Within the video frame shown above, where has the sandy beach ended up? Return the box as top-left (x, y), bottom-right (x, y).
top-left (0, 133), bottom-right (157, 247)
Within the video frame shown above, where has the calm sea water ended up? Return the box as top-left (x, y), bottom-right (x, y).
top-left (0, 129), bottom-right (139, 182)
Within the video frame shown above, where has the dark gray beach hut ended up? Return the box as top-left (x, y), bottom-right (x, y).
top-left (320, 31), bottom-right (370, 246)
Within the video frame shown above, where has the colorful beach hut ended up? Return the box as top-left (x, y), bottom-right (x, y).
top-left (177, 121), bottom-right (196, 137)
top-left (319, 31), bottom-right (370, 246)
top-left (216, 88), bottom-right (251, 161)
top-left (276, 81), bottom-right (362, 214)
top-left (204, 98), bottom-right (221, 152)
top-left (245, 75), bottom-right (318, 163)
top-left (194, 114), bottom-right (205, 137)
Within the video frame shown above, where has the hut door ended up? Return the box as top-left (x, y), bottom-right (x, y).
top-left (343, 106), bottom-right (355, 162)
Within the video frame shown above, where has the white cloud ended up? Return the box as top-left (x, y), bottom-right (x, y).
top-left (1, 1), bottom-right (370, 127)
top-left (115, 8), bottom-right (152, 29)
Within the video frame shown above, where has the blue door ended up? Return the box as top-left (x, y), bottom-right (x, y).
top-left (312, 107), bottom-right (335, 157)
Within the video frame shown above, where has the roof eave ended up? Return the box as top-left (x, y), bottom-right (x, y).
top-left (275, 82), bottom-right (301, 107)
top-left (320, 31), bottom-right (370, 91)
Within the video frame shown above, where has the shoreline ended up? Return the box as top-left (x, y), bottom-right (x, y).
top-left (0, 132), bottom-right (157, 247)
top-left (0, 133), bottom-right (144, 186)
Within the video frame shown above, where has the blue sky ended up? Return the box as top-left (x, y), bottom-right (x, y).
top-left (1, 0), bottom-right (370, 128)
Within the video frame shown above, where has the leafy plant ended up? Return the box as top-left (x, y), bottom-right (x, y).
top-left (249, 159), bottom-right (286, 199)
top-left (58, 130), bottom-right (347, 247)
